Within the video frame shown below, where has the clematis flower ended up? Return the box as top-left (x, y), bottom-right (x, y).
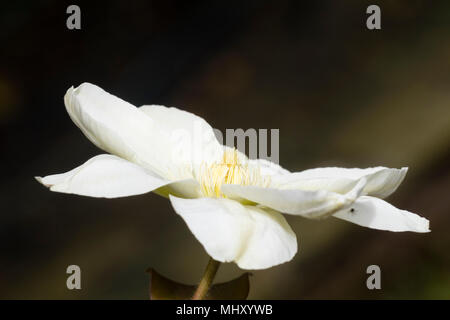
top-left (36, 83), bottom-right (430, 270)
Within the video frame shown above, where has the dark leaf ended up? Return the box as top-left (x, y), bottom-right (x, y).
top-left (206, 273), bottom-right (250, 300)
top-left (147, 268), bottom-right (250, 300)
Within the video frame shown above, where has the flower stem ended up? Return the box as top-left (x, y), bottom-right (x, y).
top-left (192, 257), bottom-right (221, 300)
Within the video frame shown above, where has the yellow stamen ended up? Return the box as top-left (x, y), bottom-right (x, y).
top-left (199, 148), bottom-right (270, 198)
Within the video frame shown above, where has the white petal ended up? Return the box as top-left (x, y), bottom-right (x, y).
top-left (139, 105), bottom-right (223, 171)
top-left (333, 196), bottom-right (430, 233)
top-left (249, 158), bottom-right (290, 176)
top-left (169, 195), bottom-right (297, 270)
top-left (221, 178), bottom-right (367, 218)
top-left (65, 83), bottom-right (220, 180)
top-left (272, 167), bottom-right (408, 198)
top-left (154, 179), bottom-right (202, 199)
top-left (36, 154), bottom-right (173, 198)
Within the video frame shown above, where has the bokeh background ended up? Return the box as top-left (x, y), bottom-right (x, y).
top-left (1, 0), bottom-right (449, 299)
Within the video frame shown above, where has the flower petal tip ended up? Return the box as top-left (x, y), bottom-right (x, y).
top-left (34, 176), bottom-right (47, 187)
top-left (400, 167), bottom-right (409, 177)
top-left (421, 219), bottom-right (431, 233)
top-left (407, 216), bottom-right (430, 233)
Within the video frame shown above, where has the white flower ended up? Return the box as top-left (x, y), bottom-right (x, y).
top-left (36, 83), bottom-right (430, 270)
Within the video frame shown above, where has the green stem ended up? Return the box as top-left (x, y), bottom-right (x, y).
top-left (192, 257), bottom-right (221, 300)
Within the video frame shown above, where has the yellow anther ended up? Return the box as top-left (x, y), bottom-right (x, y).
top-left (199, 148), bottom-right (270, 198)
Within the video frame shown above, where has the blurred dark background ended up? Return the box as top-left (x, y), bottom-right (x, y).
top-left (0, 0), bottom-right (449, 299)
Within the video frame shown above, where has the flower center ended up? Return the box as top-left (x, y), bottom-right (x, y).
top-left (199, 148), bottom-right (270, 198)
